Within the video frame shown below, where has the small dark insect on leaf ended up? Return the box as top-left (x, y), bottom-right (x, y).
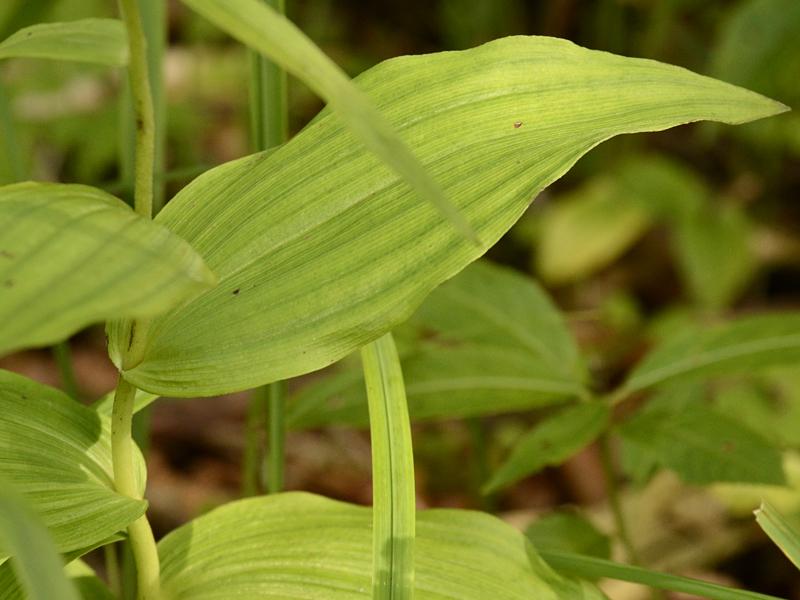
top-left (232, 288), bottom-right (240, 296)
top-left (513, 121), bottom-right (523, 128)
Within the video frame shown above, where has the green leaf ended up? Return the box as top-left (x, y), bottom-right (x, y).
top-left (0, 19), bottom-right (127, 66)
top-left (525, 512), bottom-right (611, 560)
top-left (754, 501), bottom-right (800, 570)
top-left (117, 35), bottom-right (786, 396)
top-left (362, 334), bottom-right (415, 599)
top-left (0, 182), bottom-right (215, 355)
top-left (622, 313), bottom-right (800, 394)
top-left (536, 178), bottom-right (652, 284)
top-left (0, 486), bottom-right (80, 600)
top-left (181, 0), bottom-right (475, 242)
top-left (542, 551), bottom-right (782, 600)
top-left (0, 370), bottom-right (147, 559)
top-left (674, 202), bottom-right (756, 310)
top-left (0, 559), bottom-right (115, 600)
top-left (618, 403), bottom-right (785, 485)
top-left (483, 402), bottom-right (610, 494)
top-left (288, 261), bottom-right (585, 428)
top-left (158, 492), bottom-right (604, 599)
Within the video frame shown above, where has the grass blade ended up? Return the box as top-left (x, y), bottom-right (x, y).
top-left (541, 551), bottom-right (784, 600)
top-left (755, 501), bottom-right (800, 570)
top-left (181, 0), bottom-right (476, 242)
top-left (361, 333), bottom-right (415, 599)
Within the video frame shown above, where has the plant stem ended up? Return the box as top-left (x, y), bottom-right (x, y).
top-left (242, 387), bottom-right (267, 496)
top-left (266, 380), bottom-right (287, 493)
top-left (140, 0), bottom-right (166, 214)
top-left (249, 0), bottom-right (288, 152)
top-left (111, 378), bottom-right (160, 600)
top-left (0, 80), bottom-right (24, 182)
top-left (118, 0), bottom-right (155, 220)
top-left (53, 340), bottom-right (81, 401)
top-left (248, 0), bottom-right (289, 496)
top-left (104, 543), bottom-right (122, 598)
top-left (115, 2), bottom-right (160, 598)
top-left (361, 333), bottom-right (415, 599)
top-left (598, 432), bottom-right (641, 565)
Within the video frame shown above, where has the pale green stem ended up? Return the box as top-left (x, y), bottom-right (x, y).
top-left (104, 543), bottom-right (122, 598)
top-left (140, 0), bottom-right (166, 213)
top-left (361, 333), bottom-right (415, 599)
top-left (111, 378), bottom-right (160, 600)
top-left (114, 2), bottom-right (160, 598)
top-left (118, 0), bottom-right (155, 221)
top-left (248, 0), bottom-right (289, 496)
top-left (53, 340), bottom-right (81, 401)
top-left (266, 380), bottom-right (287, 493)
top-left (242, 387), bottom-right (267, 496)
top-left (0, 80), bottom-right (24, 182)
top-left (599, 432), bottom-right (641, 565)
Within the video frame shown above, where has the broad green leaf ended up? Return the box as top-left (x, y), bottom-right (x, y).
top-left (116, 35), bottom-right (786, 396)
top-left (0, 19), bottom-right (127, 66)
top-left (362, 334), bottom-right (415, 599)
top-left (181, 0), bottom-right (474, 241)
top-left (525, 512), bottom-right (611, 560)
top-left (622, 313), bottom-right (800, 394)
top-left (0, 370), bottom-right (147, 559)
top-left (536, 178), bottom-right (652, 284)
top-left (483, 402), bottom-right (610, 494)
top-left (158, 492), bottom-right (604, 599)
top-left (674, 202), bottom-right (756, 310)
top-left (288, 261), bottom-right (586, 428)
top-left (618, 403), bottom-right (784, 485)
top-left (0, 486), bottom-right (80, 600)
top-left (754, 501), bottom-right (800, 570)
top-left (0, 182), bottom-right (215, 355)
top-left (542, 551), bottom-right (782, 600)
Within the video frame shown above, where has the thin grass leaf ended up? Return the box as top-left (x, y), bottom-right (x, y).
top-left (0, 19), bottom-right (127, 66)
top-left (116, 35), bottom-right (787, 396)
top-left (361, 334), bottom-right (415, 599)
top-left (755, 501), bottom-right (800, 570)
top-left (0, 486), bottom-right (80, 600)
top-left (541, 551), bottom-right (783, 600)
top-left (181, 0), bottom-right (475, 242)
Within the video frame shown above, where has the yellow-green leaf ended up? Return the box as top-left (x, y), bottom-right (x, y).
top-left (0, 182), bottom-right (215, 356)
top-left (0, 370), bottom-right (147, 560)
top-left (117, 35), bottom-right (786, 396)
top-left (0, 19), bottom-right (127, 66)
top-left (158, 492), bottom-right (604, 599)
top-left (181, 0), bottom-right (474, 241)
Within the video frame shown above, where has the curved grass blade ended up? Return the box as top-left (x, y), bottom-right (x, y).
top-left (181, 0), bottom-right (475, 242)
top-left (118, 35), bottom-right (787, 396)
top-left (361, 334), bottom-right (415, 598)
top-left (541, 551), bottom-right (783, 600)
top-left (0, 19), bottom-right (127, 66)
top-left (0, 485), bottom-right (80, 600)
top-left (755, 501), bottom-right (800, 570)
